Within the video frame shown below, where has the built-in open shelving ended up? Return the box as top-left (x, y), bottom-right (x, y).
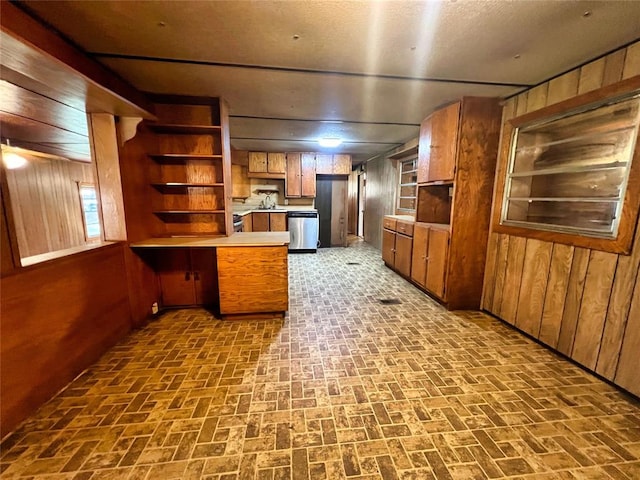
top-left (148, 124), bottom-right (222, 135)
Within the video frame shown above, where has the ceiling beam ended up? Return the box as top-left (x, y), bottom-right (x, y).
top-left (91, 52), bottom-right (533, 88)
top-left (230, 115), bottom-right (420, 127)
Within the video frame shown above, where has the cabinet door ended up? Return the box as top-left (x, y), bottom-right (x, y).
top-left (268, 153), bottom-right (286, 174)
top-left (252, 212), bottom-right (270, 232)
top-left (411, 224), bottom-right (429, 287)
top-left (333, 154), bottom-right (351, 175)
top-left (286, 153), bottom-right (302, 197)
top-left (231, 164), bottom-right (251, 198)
top-left (395, 234), bottom-right (413, 277)
top-left (428, 102), bottom-right (460, 182)
top-left (270, 212), bottom-right (287, 232)
top-left (316, 154), bottom-right (333, 174)
top-left (382, 229), bottom-right (396, 267)
top-left (242, 214), bottom-right (252, 232)
top-left (425, 229), bottom-right (449, 299)
top-left (157, 249), bottom-right (196, 306)
top-left (248, 152), bottom-right (268, 173)
top-left (301, 153), bottom-right (316, 197)
top-left (417, 116), bottom-right (432, 184)
top-left (191, 249), bottom-right (217, 306)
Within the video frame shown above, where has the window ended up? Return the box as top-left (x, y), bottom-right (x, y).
top-left (501, 93), bottom-right (640, 238)
top-left (79, 183), bottom-right (101, 240)
top-left (397, 157), bottom-right (417, 213)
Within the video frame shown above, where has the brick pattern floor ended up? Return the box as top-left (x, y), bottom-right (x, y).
top-left (1, 241), bottom-right (639, 479)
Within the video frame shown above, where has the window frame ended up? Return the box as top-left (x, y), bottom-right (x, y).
top-left (491, 76), bottom-right (640, 255)
top-left (396, 156), bottom-right (418, 214)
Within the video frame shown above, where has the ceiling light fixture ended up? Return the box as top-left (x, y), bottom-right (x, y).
top-left (318, 138), bottom-right (343, 148)
top-left (1, 141), bottom-right (28, 170)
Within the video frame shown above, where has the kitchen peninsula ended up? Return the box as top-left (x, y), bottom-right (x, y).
top-left (131, 232), bottom-right (289, 319)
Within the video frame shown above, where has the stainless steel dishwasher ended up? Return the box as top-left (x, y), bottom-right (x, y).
top-left (287, 211), bottom-right (319, 252)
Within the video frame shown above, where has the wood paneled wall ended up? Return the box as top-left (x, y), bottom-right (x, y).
top-left (0, 243), bottom-right (132, 436)
top-left (4, 153), bottom-right (96, 258)
top-left (364, 154), bottom-right (399, 250)
top-left (482, 41), bottom-right (640, 396)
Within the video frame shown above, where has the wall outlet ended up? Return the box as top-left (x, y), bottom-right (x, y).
top-left (151, 302), bottom-right (159, 315)
top-left (284, 199), bottom-right (289, 205)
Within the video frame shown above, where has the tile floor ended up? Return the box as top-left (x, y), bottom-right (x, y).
top-left (1, 241), bottom-right (639, 479)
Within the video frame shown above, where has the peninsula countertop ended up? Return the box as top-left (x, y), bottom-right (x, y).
top-left (130, 232), bottom-right (290, 248)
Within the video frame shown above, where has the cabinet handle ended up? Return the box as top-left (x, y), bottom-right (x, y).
top-left (185, 272), bottom-right (191, 281)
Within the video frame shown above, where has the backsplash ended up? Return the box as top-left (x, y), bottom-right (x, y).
top-left (232, 178), bottom-right (315, 209)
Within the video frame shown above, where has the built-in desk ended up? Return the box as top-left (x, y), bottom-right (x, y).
top-left (131, 232), bottom-right (290, 319)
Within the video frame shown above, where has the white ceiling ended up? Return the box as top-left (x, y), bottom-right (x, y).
top-left (21, 0), bottom-right (640, 164)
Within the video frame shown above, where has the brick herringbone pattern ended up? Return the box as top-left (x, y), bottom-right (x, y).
top-left (2, 241), bottom-right (639, 479)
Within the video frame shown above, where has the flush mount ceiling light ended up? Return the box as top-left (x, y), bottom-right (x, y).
top-left (318, 137), bottom-right (343, 148)
top-left (1, 142), bottom-right (28, 169)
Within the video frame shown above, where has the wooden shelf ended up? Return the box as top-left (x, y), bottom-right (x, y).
top-left (148, 124), bottom-right (222, 135)
top-left (388, 145), bottom-right (419, 160)
top-left (149, 154), bottom-right (223, 163)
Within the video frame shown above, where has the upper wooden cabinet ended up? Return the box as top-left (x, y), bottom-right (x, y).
top-left (248, 152), bottom-right (267, 172)
top-left (316, 154), bottom-right (352, 175)
top-left (412, 96), bottom-right (502, 309)
top-left (427, 102), bottom-right (460, 182)
top-left (286, 153), bottom-right (316, 198)
top-left (267, 153), bottom-right (286, 174)
top-left (248, 152), bottom-right (286, 178)
top-left (300, 153), bottom-right (317, 196)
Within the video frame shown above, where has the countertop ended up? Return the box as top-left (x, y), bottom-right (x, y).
top-left (384, 214), bottom-right (416, 222)
top-left (130, 232), bottom-right (290, 248)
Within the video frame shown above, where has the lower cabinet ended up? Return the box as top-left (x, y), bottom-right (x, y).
top-left (251, 212), bottom-right (287, 232)
top-left (156, 248), bottom-right (217, 307)
top-left (382, 220), bottom-right (413, 278)
top-left (217, 246), bottom-right (288, 317)
top-left (410, 223), bottom-right (450, 300)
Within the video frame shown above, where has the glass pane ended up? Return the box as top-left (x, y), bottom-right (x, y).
top-left (402, 159), bottom-right (416, 172)
top-left (399, 197), bottom-right (416, 210)
top-left (512, 129), bottom-right (634, 174)
top-left (400, 185), bottom-right (416, 197)
top-left (508, 168), bottom-right (626, 199)
top-left (400, 171), bottom-right (417, 185)
top-left (79, 185), bottom-right (101, 238)
top-left (517, 96), bottom-right (640, 145)
top-left (505, 199), bottom-right (617, 234)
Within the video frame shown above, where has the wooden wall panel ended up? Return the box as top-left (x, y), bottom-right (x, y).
top-left (614, 278), bottom-right (640, 396)
top-left (480, 232), bottom-right (499, 310)
top-left (89, 113), bottom-right (127, 241)
top-left (490, 234), bottom-right (509, 316)
top-left (571, 251), bottom-right (618, 369)
top-left (622, 42), bottom-right (640, 78)
top-left (482, 40), bottom-right (640, 396)
top-left (556, 248), bottom-right (590, 356)
top-left (499, 236), bottom-right (526, 324)
top-left (364, 153), bottom-right (398, 250)
top-left (596, 229), bottom-right (640, 379)
top-left (1, 187), bottom-right (16, 275)
top-left (538, 244), bottom-right (574, 348)
top-left (5, 154), bottom-right (95, 258)
top-left (515, 239), bottom-right (552, 337)
top-left (546, 70), bottom-right (579, 105)
top-left (0, 243), bottom-right (132, 436)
